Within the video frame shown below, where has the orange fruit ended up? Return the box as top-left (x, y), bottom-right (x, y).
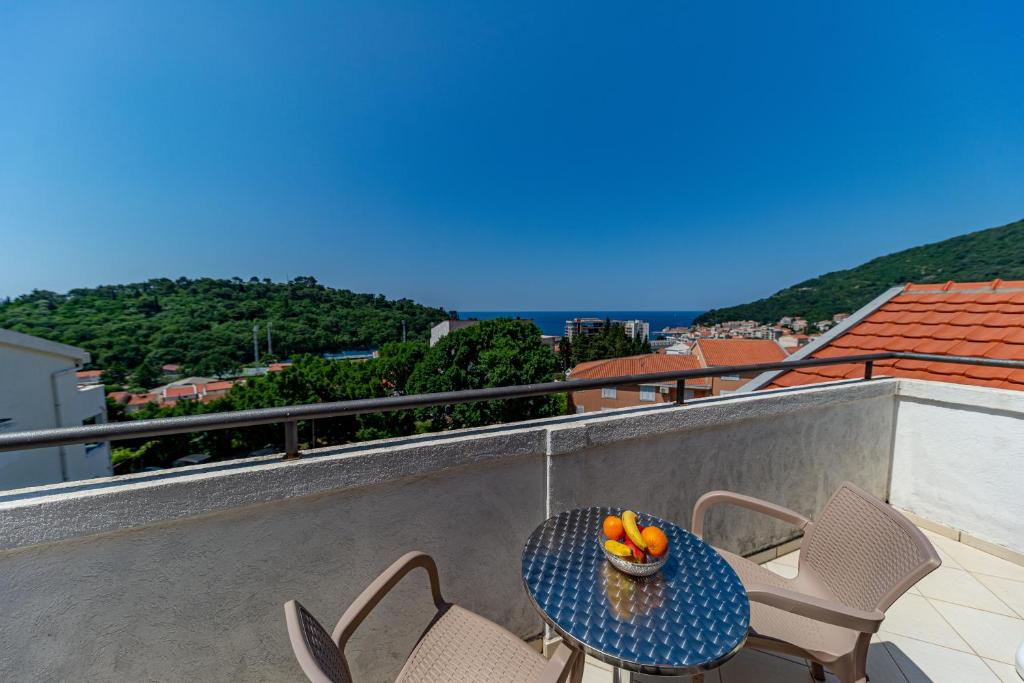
top-left (641, 526), bottom-right (669, 557)
top-left (603, 515), bottom-right (624, 541)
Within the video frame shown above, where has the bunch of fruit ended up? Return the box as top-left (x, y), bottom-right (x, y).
top-left (602, 511), bottom-right (669, 564)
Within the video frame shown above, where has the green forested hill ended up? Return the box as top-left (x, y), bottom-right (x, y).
top-left (695, 218), bottom-right (1024, 326)
top-left (0, 276), bottom-right (447, 379)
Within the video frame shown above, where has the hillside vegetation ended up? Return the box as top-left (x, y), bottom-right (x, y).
top-left (695, 218), bottom-right (1024, 325)
top-left (0, 276), bottom-right (447, 379)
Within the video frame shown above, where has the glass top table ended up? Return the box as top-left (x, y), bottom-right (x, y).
top-left (521, 507), bottom-right (750, 678)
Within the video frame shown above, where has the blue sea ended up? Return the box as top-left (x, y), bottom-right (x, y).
top-left (460, 311), bottom-right (704, 339)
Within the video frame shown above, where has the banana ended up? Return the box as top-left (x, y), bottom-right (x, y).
top-left (604, 540), bottom-right (633, 558)
top-left (621, 510), bottom-right (647, 551)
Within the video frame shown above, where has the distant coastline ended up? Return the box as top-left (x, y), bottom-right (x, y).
top-left (459, 311), bottom-right (704, 339)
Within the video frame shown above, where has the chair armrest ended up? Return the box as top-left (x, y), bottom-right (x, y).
top-left (332, 551), bottom-right (446, 647)
top-left (692, 491), bottom-right (812, 539)
top-left (535, 643), bottom-right (581, 683)
top-left (745, 582), bottom-right (884, 633)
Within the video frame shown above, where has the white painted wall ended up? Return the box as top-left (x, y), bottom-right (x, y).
top-left (0, 331), bottom-right (111, 489)
top-left (891, 380), bottom-right (1024, 555)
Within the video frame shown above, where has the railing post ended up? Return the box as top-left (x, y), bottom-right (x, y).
top-left (864, 361), bottom-right (874, 380)
top-left (283, 421), bottom-right (301, 459)
top-left (676, 379), bottom-right (686, 404)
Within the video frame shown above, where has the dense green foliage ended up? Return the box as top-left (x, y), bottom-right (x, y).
top-left (558, 322), bottom-right (651, 371)
top-left (407, 319), bottom-right (566, 430)
top-left (0, 276), bottom-right (447, 379)
top-left (112, 322), bottom-right (566, 471)
top-left (695, 218), bottom-right (1024, 325)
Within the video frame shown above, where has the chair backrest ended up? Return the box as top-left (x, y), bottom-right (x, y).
top-left (284, 600), bottom-right (354, 683)
top-left (800, 482), bottom-right (941, 612)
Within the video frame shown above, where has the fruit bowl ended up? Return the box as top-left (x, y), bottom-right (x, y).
top-left (600, 533), bottom-right (668, 577)
top-left (599, 511), bottom-right (670, 577)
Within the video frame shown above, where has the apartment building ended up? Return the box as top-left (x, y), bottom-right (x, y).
top-left (568, 354), bottom-right (711, 413)
top-left (0, 328), bottom-right (111, 488)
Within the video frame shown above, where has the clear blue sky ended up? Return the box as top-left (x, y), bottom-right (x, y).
top-left (2, 2), bottom-right (1022, 310)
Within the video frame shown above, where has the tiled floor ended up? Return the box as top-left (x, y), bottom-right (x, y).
top-left (580, 529), bottom-right (1024, 682)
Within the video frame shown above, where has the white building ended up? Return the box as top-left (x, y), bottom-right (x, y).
top-left (618, 319), bottom-right (650, 341)
top-left (430, 319), bottom-right (479, 346)
top-left (0, 328), bottom-right (111, 489)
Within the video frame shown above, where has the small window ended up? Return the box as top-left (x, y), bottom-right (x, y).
top-left (575, 405), bottom-right (585, 414)
top-left (601, 387), bottom-right (617, 399)
top-left (639, 386), bottom-right (656, 402)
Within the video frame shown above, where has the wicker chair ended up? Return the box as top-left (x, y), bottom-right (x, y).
top-left (692, 482), bottom-right (940, 683)
top-left (284, 551), bottom-right (581, 683)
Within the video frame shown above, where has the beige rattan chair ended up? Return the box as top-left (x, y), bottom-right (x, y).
top-left (284, 551), bottom-right (581, 683)
top-left (693, 482), bottom-right (940, 683)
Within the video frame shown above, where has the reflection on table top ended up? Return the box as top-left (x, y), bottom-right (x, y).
top-left (522, 506), bottom-right (750, 676)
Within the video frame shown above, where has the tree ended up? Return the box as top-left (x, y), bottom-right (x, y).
top-left (129, 361), bottom-right (161, 390)
top-left (567, 325), bottom-right (650, 367)
top-left (406, 319), bottom-right (563, 431)
top-left (558, 335), bottom-right (573, 372)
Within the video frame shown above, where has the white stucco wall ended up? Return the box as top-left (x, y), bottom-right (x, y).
top-left (891, 380), bottom-right (1024, 555)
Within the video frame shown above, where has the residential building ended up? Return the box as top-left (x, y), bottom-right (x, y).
top-left (832, 312), bottom-right (851, 323)
top-left (746, 280), bottom-right (1024, 392)
top-left (0, 328), bottom-right (111, 488)
top-left (568, 354), bottom-right (710, 413)
top-left (161, 363), bottom-right (181, 377)
top-left (430, 319), bottom-right (479, 346)
top-left (662, 341), bottom-right (692, 355)
top-left (564, 317), bottom-right (651, 342)
top-left (75, 369), bottom-right (104, 386)
top-left (618, 319), bottom-right (650, 341)
top-left (690, 338), bottom-right (788, 395)
top-left (563, 317), bottom-right (606, 340)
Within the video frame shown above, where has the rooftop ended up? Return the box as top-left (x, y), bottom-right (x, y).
top-left (0, 365), bottom-right (1021, 681)
top-left (693, 338), bottom-right (788, 366)
top-left (569, 353), bottom-right (702, 379)
top-left (763, 280), bottom-right (1024, 390)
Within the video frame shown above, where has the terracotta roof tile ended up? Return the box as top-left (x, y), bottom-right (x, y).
top-left (570, 354), bottom-right (702, 380)
top-left (1001, 328), bottom-right (1024, 344)
top-left (766, 280), bottom-right (1024, 392)
top-left (912, 339), bottom-right (958, 355)
top-left (692, 339), bottom-right (788, 366)
top-left (964, 326), bottom-right (1008, 343)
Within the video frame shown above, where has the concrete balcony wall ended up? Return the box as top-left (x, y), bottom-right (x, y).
top-left (0, 378), bottom-right (900, 681)
top-left (0, 428), bottom-right (550, 683)
top-left (890, 379), bottom-right (1024, 556)
top-left (548, 380), bottom-right (897, 556)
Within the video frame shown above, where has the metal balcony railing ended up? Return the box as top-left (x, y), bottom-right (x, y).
top-left (1, 351), bottom-right (1022, 459)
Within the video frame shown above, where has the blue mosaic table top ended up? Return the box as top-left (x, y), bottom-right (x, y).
top-left (522, 507), bottom-right (750, 675)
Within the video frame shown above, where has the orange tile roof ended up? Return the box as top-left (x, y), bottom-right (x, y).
top-left (767, 280), bottom-right (1024, 391)
top-left (693, 339), bottom-right (788, 367)
top-left (570, 354), bottom-right (702, 380)
top-left (76, 370), bottom-right (103, 379)
top-left (164, 385), bottom-right (199, 399)
top-left (127, 393), bottom-right (158, 406)
top-left (203, 381), bottom-right (235, 392)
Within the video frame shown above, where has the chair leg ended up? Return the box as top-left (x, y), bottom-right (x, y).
top-left (810, 661), bottom-right (826, 681)
top-left (569, 650), bottom-right (585, 683)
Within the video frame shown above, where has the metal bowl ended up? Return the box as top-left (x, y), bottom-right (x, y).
top-left (599, 532), bottom-right (668, 577)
